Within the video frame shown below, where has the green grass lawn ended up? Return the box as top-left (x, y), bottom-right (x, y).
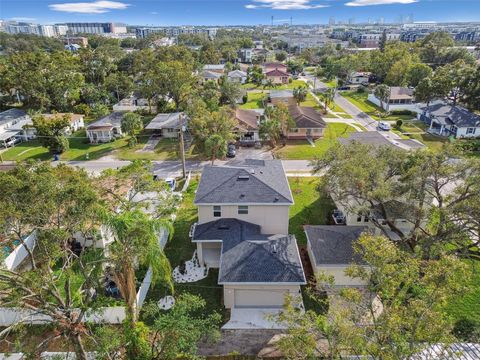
top-left (241, 79), bottom-right (307, 91)
top-left (300, 93), bottom-right (320, 108)
top-left (142, 178), bottom-right (227, 322)
top-left (406, 132), bottom-right (448, 151)
top-left (239, 91), bottom-right (267, 109)
top-left (288, 177), bottom-right (336, 246)
top-left (323, 79), bottom-right (337, 88)
top-left (274, 123), bottom-right (357, 160)
top-left (341, 91), bottom-right (383, 120)
top-left (445, 260), bottom-right (480, 324)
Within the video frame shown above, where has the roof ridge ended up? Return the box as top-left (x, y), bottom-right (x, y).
top-left (247, 167), bottom-right (292, 203)
top-left (195, 168), bottom-right (246, 203)
top-left (259, 237), bottom-right (303, 281)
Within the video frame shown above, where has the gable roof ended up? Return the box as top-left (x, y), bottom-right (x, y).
top-left (0, 109), bottom-right (27, 126)
top-left (266, 69), bottom-right (289, 77)
top-left (423, 103), bottom-right (480, 128)
top-left (235, 108), bottom-right (260, 130)
top-left (304, 225), bottom-right (368, 265)
top-left (203, 70), bottom-right (223, 79)
top-left (194, 159), bottom-right (293, 205)
top-left (204, 64), bottom-right (225, 71)
top-left (145, 112), bottom-right (186, 130)
top-left (42, 113), bottom-right (84, 124)
top-left (263, 62), bottom-right (287, 70)
top-left (87, 112), bottom-right (123, 130)
top-left (288, 105), bottom-right (326, 129)
top-left (228, 70), bottom-right (247, 78)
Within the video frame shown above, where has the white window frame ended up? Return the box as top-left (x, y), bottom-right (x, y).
top-left (238, 205), bottom-right (248, 215)
top-left (213, 205), bottom-right (221, 217)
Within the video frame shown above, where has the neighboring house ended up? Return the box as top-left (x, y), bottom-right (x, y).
top-left (0, 109), bottom-right (32, 148)
top-left (227, 70), bottom-right (248, 84)
top-left (368, 87), bottom-right (417, 112)
top-left (269, 90), bottom-right (295, 105)
top-left (191, 160), bottom-right (306, 311)
top-left (40, 113), bottom-right (85, 134)
top-left (203, 64), bottom-right (225, 74)
top-left (419, 103), bottom-right (480, 139)
top-left (304, 225), bottom-right (368, 287)
top-left (145, 112), bottom-right (187, 138)
top-left (262, 62), bottom-right (288, 74)
top-left (234, 108), bottom-right (263, 144)
top-left (338, 131), bottom-right (425, 150)
top-left (286, 104), bottom-right (326, 139)
top-left (265, 68), bottom-right (290, 85)
top-left (238, 48), bottom-right (253, 63)
top-left (347, 71), bottom-right (371, 85)
top-left (113, 94), bottom-right (155, 112)
top-left (86, 112), bottom-right (124, 143)
top-left (202, 70), bottom-right (223, 84)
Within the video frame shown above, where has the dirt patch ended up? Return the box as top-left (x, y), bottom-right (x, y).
top-left (198, 329), bottom-right (283, 357)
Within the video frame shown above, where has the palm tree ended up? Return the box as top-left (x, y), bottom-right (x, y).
top-left (374, 84), bottom-right (391, 112)
top-left (321, 88), bottom-right (335, 112)
top-left (106, 210), bottom-right (173, 322)
top-left (293, 87), bottom-right (308, 104)
top-left (264, 78), bottom-right (275, 89)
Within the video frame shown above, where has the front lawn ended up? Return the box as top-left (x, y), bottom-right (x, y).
top-left (405, 132), bottom-right (448, 151)
top-left (274, 123), bottom-right (357, 160)
top-left (341, 91), bottom-right (383, 120)
top-left (239, 91), bottom-right (267, 109)
top-left (142, 179), bottom-right (227, 322)
top-left (288, 177), bottom-right (336, 246)
top-left (300, 93), bottom-right (321, 108)
top-left (241, 79), bottom-right (307, 91)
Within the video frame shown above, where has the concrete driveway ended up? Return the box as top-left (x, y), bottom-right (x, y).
top-left (226, 146), bottom-right (273, 163)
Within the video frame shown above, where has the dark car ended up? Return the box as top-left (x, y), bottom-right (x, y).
top-left (226, 144), bottom-right (236, 158)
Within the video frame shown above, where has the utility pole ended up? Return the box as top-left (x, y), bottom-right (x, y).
top-left (178, 115), bottom-right (186, 179)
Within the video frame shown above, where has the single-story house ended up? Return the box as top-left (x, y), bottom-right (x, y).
top-left (265, 68), bottom-right (290, 85)
top-left (227, 70), bottom-right (248, 84)
top-left (338, 131), bottom-right (425, 151)
top-left (262, 62), bottom-right (288, 74)
top-left (368, 86), bottom-right (417, 112)
top-left (192, 160), bottom-right (306, 316)
top-left (202, 70), bottom-right (223, 84)
top-left (86, 112), bottom-right (124, 143)
top-left (286, 104), bottom-right (326, 139)
top-left (304, 225), bottom-right (368, 287)
top-left (145, 112), bottom-right (187, 138)
top-left (347, 71), bottom-right (371, 85)
top-left (203, 64), bottom-right (225, 74)
top-left (269, 90), bottom-right (295, 105)
top-left (234, 108), bottom-right (263, 143)
top-left (419, 103), bottom-right (480, 139)
top-left (0, 109), bottom-right (33, 148)
top-left (41, 113), bottom-right (85, 134)
top-left (113, 94), bottom-right (154, 112)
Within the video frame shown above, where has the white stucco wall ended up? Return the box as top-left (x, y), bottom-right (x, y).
top-left (223, 284), bottom-right (301, 309)
top-left (367, 94), bottom-right (420, 112)
top-left (197, 204), bottom-right (290, 234)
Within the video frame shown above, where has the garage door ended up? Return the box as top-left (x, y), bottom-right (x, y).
top-left (234, 289), bottom-right (287, 309)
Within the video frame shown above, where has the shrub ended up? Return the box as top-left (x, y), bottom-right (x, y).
top-left (288, 78), bottom-right (293, 84)
top-left (242, 94), bottom-right (248, 104)
top-left (357, 86), bottom-right (366, 93)
top-left (390, 109), bottom-right (416, 116)
top-left (396, 119), bottom-right (403, 129)
top-left (453, 318), bottom-right (480, 341)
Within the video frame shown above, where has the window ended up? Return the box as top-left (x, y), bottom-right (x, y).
top-left (356, 214), bottom-right (362, 222)
top-left (213, 206), bottom-right (221, 217)
top-left (467, 127), bottom-right (476, 135)
top-left (238, 205), bottom-right (248, 215)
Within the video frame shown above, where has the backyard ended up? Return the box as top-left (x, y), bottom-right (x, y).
top-left (241, 79), bottom-right (307, 91)
top-left (273, 122), bottom-right (357, 160)
top-left (239, 91), bottom-right (267, 109)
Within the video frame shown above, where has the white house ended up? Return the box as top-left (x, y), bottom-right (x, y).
top-left (86, 112), bottom-right (124, 143)
top-left (113, 94), bottom-right (155, 113)
top-left (227, 70), bottom-right (248, 84)
top-left (40, 113), bottom-right (85, 134)
top-left (191, 160), bottom-right (306, 316)
top-left (0, 109), bottom-right (33, 148)
top-left (368, 87), bottom-right (418, 112)
top-left (145, 112), bottom-right (187, 138)
top-left (347, 71), bottom-right (371, 85)
top-left (419, 103), bottom-right (480, 139)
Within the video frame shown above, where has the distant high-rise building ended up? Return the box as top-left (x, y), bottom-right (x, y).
top-left (378, 17), bottom-right (385, 25)
top-left (62, 22), bottom-right (127, 35)
top-left (329, 17), bottom-right (335, 26)
top-left (1, 21), bottom-right (68, 37)
top-left (349, 18), bottom-right (356, 25)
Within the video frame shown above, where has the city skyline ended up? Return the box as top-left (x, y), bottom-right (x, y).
top-left (1, 0), bottom-right (480, 26)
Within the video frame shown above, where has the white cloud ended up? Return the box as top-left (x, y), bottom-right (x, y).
top-left (150, 11), bottom-right (158, 15)
top-left (246, 0), bottom-right (329, 10)
top-left (49, 1), bottom-right (129, 14)
top-left (345, 0), bottom-right (418, 6)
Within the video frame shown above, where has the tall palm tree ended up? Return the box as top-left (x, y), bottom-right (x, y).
top-left (374, 84), bottom-right (391, 112)
top-left (106, 210), bottom-right (173, 322)
top-left (321, 88), bottom-right (335, 112)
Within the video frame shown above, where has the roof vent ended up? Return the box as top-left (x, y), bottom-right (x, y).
top-left (272, 243), bottom-right (277, 253)
top-left (237, 175), bottom-right (250, 181)
top-left (250, 169), bottom-right (255, 174)
top-left (240, 193), bottom-right (245, 198)
top-left (274, 197), bottom-right (279, 202)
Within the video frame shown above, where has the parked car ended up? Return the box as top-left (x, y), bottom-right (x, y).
top-left (4, 136), bottom-right (21, 148)
top-left (226, 144), bottom-right (236, 158)
top-left (378, 121), bottom-right (391, 131)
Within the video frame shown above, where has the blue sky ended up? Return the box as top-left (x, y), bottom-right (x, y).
top-left (1, 0), bottom-right (479, 26)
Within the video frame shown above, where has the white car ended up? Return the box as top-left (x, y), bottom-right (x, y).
top-left (378, 121), bottom-right (391, 131)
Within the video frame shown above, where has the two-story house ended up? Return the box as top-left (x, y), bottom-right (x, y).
top-left (191, 160), bottom-right (306, 315)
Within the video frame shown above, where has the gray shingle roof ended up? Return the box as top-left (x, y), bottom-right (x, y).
top-left (145, 112), bottom-right (186, 130)
top-left (288, 105), bottom-right (326, 129)
top-left (422, 103), bottom-right (480, 128)
top-left (87, 112), bottom-right (124, 129)
top-left (304, 225), bottom-right (368, 265)
top-left (194, 159), bottom-right (293, 204)
top-left (0, 109), bottom-right (27, 126)
top-left (203, 70), bottom-right (222, 79)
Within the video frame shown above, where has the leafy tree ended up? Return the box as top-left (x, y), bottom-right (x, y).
top-left (264, 78), bottom-right (275, 89)
top-left (319, 88), bottom-right (335, 112)
top-left (248, 65), bottom-right (265, 86)
top-left (460, 64), bottom-right (480, 110)
top-left (434, 60), bottom-right (476, 106)
top-left (407, 62), bottom-right (433, 87)
top-left (121, 112), bottom-right (144, 147)
top-left (379, 29), bottom-right (387, 53)
top-left (275, 51), bottom-right (287, 62)
top-left (200, 43), bottom-right (221, 64)
top-left (205, 134), bottom-right (228, 164)
top-left (265, 102), bottom-right (295, 136)
top-left (286, 60), bottom-right (304, 75)
top-left (385, 58), bottom-right (412, 86)
top-left (156, 60), bottom-right (198, 110)
top-left (31, 113), bottom-right (71, 154)
top-left (415, 77), bottom-right (436, 107)
top-left (201, 80), bottom-right (221, 111)
top-left (374, 84), bottom-right (390, 110)
top-left (219, 79), bottom-right (242, 107)
top-left (293, 87), bottom-right (308, 104)
top-left (104, 72), bottom-right (134, 102)
top-left (420, 31), bottom-right (455, 65)
top-left (259, 119), bottom-right (282, 147)
top-left (311, 143), bottom-right (480, 257)
top-left (278, 234), bottom-right (470, 359)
